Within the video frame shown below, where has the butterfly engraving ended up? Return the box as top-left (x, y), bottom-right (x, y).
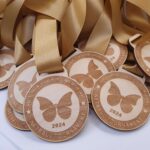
top-left (107, 81), bottom-right (141, 113)
top-left (144, 57), bottom-right (150, 64)
top-left (37, 92), bottom-right (72, 122)
top-left (71, 60), bottom-right (102, 88)
top-left (0, 63), bottom-right (14, 77)
top-left (106, 47), bottom-right (114, 56)
top-left (17, 73), bottom-right (37, 97)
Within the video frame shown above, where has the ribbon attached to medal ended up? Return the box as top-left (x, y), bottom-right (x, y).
top-left (0, 0), bottom-right (150, 74)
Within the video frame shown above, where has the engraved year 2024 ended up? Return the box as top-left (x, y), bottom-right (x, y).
top-left (52, 122), bottom-right (65, 128)
top-left (110, 108), bottom-right (122, 117)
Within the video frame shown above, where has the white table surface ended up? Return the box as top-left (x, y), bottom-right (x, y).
top-left (0, 88), bottom-right (150, 150)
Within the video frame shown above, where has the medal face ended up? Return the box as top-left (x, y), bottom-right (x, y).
top-left (8, 59), bottom-right (40, 113)
top-left (24, 76), bottom-right (89, 142)
top-left (135, 42), bottom-right (150, 76)
top-left (92, 71), bottom-right (150, 130)
top-left (65, 52), bottom-right (114, 97)
top-left (0, 50), bottom-right (16, 89)
top-left (105, 39), bottom-right (128, 69)
top-left (5, 102), bottom-right (29, 131)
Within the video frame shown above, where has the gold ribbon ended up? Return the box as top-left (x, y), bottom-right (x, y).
top-left (83, 2), bottom-right (112, 54)
top-left (123, 2), bottom-right (150, 33)
top-left (0, 0), bottom-right (10, 13)
top-left (0, 0), bottom-right (11, 48)
top-left (25, 0), bottom-right (69, 21)
top-left (78, 0), bottom-right (103, 42)
top-left (109, 0), bottom-right (139, 45)
top-left (127, 0), bottom-right (150, 16)
top-left (33, 15), bottom-right (63, 73)
top-left (0, 0), bottom-right (150, 75)
top-left (1, 0), bottom-right (25, 48)
top-left (15, 15), bottom-right (34, 65)
top-left (61, 0), bottom-right (86, 58)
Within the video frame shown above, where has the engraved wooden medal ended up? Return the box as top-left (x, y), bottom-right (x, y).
top-left (91, 71), bottom-right (150, 130)
top-left (5, 102), bottom-right (30, 131)
top-left (65, 52), bottom-right (115, 101)
top-left (134, 42), bottom-right (150, 76)
top-left (105, 39), bottom-right (128, 69)
top-left (24, 76), bottom-right (89, 142)
top-left (8, 59), bottom-right (40, 113)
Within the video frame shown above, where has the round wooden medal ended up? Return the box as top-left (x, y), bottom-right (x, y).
top-left (91, 71), bottom-right (150, 130)
top-left (65, 52), bottom-right (115, 101)
top-left (105, 39), bottom-right (128, 69)
top-left (24, 76), bottom-right (89, 142)
top-left (8, 59), bottom-right (40, 113)
top-left (134, 42), bottom-right (150, 76)
top-left (0, 49), bottom-right (16, 89)
top-left (5, 102), bottom-right (30, 131)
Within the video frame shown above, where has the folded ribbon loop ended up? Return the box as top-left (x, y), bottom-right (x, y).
top-left (0, 0), bottom-right (150, 75)
top-left (33, 15), bottom-right (63, 73)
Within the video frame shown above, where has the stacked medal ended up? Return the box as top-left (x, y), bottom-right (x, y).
top-left (1, 0), bottom-right (150, 142)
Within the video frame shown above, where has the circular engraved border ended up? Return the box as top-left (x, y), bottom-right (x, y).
top-left (65, 51), bottom-right (115, 73)
top-left (106, 39), bottom-right (128, 69)
top-left (91, 71), bottom-right (150, 130)
top-left (5, 102), bottom-right (30, 131)
top-left (24, 76), bottom-right (89, 142)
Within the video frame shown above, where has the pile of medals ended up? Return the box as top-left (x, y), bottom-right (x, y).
top-left (1, 0), bottom-right (150, 143)
top-left (1, 38), bottom-right (150, 142)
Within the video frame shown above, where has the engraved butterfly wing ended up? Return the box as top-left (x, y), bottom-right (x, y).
top-left (88, 60), bottom-right (103, 79)
top-left (16, 81), bottom-right (30, 97)
top-left (144, 57), bottom-right (150, 63)
top-left (107, 81), bottom-right (122, 106)
top-left (71, 74), bottom-right (94, 88)
top-left (57, 92), bottom-right (72, 120)
top-left (16, 73), bottom-right (37, 97)
top-left (120, 95), bottom-right (141, 113)
top-left (3, 63), bottom-right (14, 70)
top-left (30, 73), bottom-right (37, 84)
top-left (106, 47), bottom-right (114, 56)
top-left (37, 97), bottom-right (56, 122)
top-left (0, 63), bottom-right (14, 77)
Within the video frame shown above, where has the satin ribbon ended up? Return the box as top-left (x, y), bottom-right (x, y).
top-left (61, 0), bottom-right (86, 59)
top-left (0, 0), bottom-right (11, 13)
top-left (0, 0), bottom-right (11, 48)
top-left (0, 0), bottom-right (150, 75)
top-left (14, 15), bottom-right (34, 65)
top-left (123, 2), bottom-right (150, 33)
top-left (33, 15), bottom-right (63, 73)
top-left (82, 3), bottom-right (112, 54)
top-left (127, 0), bottom-right (150, 16)
top-left (78, 0), bottom-right (103, 42)
top-left (123, 63), bottom-right (144, 77)
top-left (1, 0), bottom-right (25, 48)
top-left (25, 0), bottom-right (69, 21)
top-left (109, 0), bottom-right (139, 45)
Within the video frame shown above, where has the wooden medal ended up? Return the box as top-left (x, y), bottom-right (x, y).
top-left (91, 71), bottom-right (150, 130)
top-left (65, 52), bottom-right (115, 102)
top-left (8, 59), bottom-right (40, 113)
top-left (5, 102), bottom-right (30, 131)
top-left (105, 39), bottom-right (128, 69)
top-left (24, 76), bottom-right (89, 142)
top-left (134, 42), bottom-right (150, 76)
